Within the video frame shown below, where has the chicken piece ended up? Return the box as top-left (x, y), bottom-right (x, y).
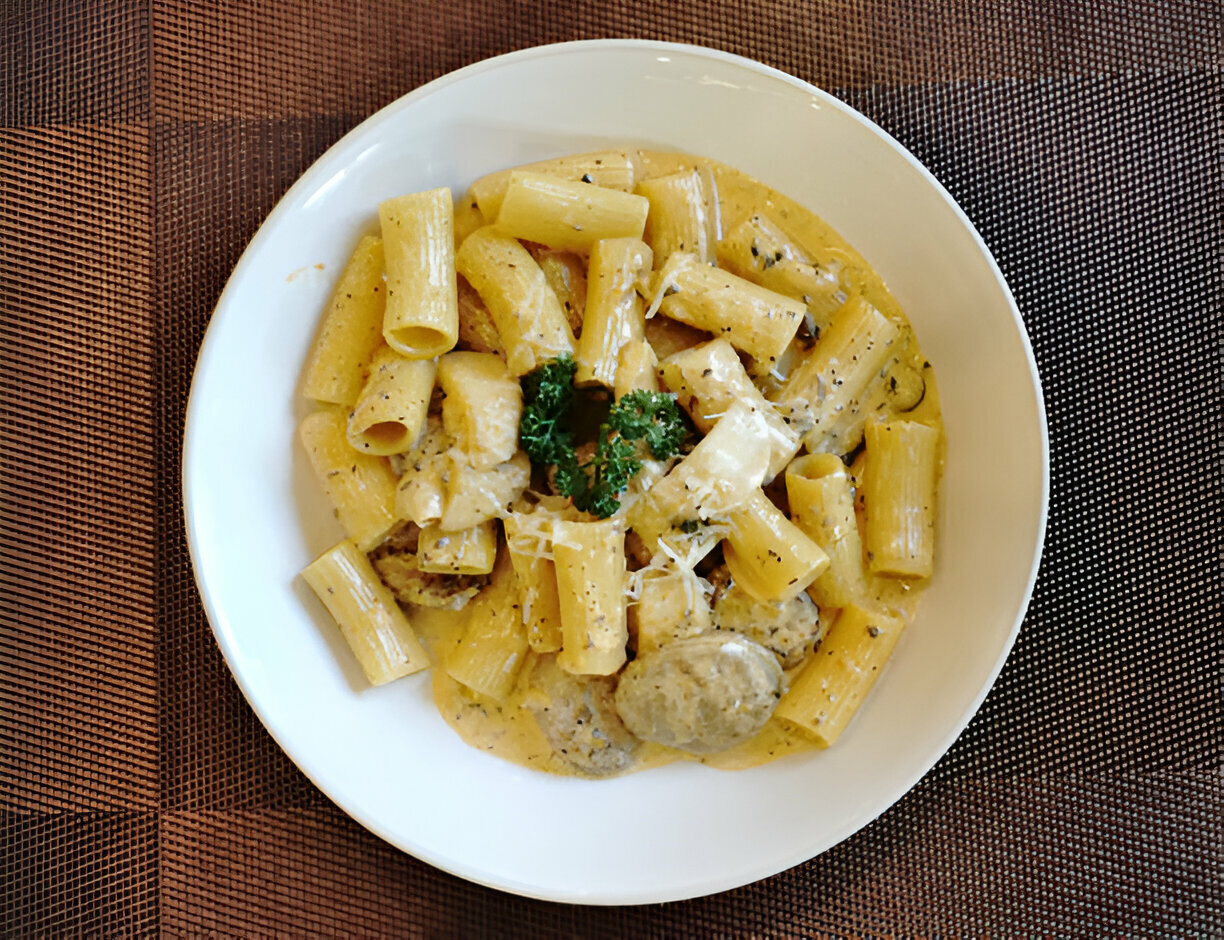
top-left (613, 633), bottom-right (784, 754)
top-left (524, 655), bottom-right (640, 777)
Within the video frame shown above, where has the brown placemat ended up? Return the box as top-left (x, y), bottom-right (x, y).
top-left (3, 0), bottom-right (1221, 935)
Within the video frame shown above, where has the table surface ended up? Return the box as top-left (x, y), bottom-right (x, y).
top-left (2, 1), bottom-right (1220, 935)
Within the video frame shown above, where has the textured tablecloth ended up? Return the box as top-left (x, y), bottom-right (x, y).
top-left (2, 1), bottom-right (1220, 935)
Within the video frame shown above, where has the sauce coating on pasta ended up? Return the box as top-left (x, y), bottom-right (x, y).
top-left (297, 150), bottom-right (943, 778)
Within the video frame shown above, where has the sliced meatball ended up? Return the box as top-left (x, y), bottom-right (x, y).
top-left (525, 656), bottom-right (640, 777)
top-left (613, 634), bottom-right (784, 754)
top-left (710, 574), bottom-right (822, 669)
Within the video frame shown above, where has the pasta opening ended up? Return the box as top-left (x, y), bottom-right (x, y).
top-left (359, 421), bottom-right (411, 452)
top-left (388, 326), bottom-right (450, 358)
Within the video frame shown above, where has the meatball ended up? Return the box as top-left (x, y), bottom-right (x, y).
top-left (710, 575), bottom-right (822, 669)
top-left (525, 656), bottom-right (641, 777)
top-left (613, 634), bottom-right (785, 754)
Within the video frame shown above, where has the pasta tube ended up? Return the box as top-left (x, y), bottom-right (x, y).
top-left (774, 604), bottom-right (905, 747)
top-left (455, 276), bottom-right (504, 356)
top-left (495, 172), bottom-right (649, 254)
top-left (716, 213), bottom-right (844, 328)
top-left (301, 539), bottom-right (429, 685)
top-left (417, 520), bottom-right (499, 575)
top-left (654, 252), bottom-right (806, 363)
top-left (455, 226), bottom-right (575, 376)
top-left (659, 338), bottom-right (800, 480)
top-left (346, 347), bottom-right (436, 455)
top-left (445, 551), bottom-right (528, 701)
top-left (503, 511), bottom-right (564, 653)
top-left (535, 249), bottom-right (587, 332)
top-left (553, 518), bottom-right (628, 676)
top-left (299, 408), bottom-right (397, 551)
top-left (470, 149), bottom-right (638, 221)
top-left (452, 190), bottom-right (485, 248)
top-left (574, 237), bottom-right (653, 387)
top-left (300, 234), bottom-right (387, 406)
top-left (437, 350), bottom-right (522, 469)
top-left (862, 420), bottom-right (940, 579)
top-left (776, 295), bottom-right (903, 453)
top-left (379, 188), bottom-right (458, 359)
top-left (633, 567), bottom-right (711, 654)
top-left (722, 489), bottom-right (830, 604)
top-left (785, 453), bottom-right (869, 609)
top-left (628, 400), bottom-right (772, 548)
top-left (637, 168), bottom-right (717, 266)
top-left (613, 337), bottom-right (659, 399)
top-left (436, 450), bottom-right (531, 531)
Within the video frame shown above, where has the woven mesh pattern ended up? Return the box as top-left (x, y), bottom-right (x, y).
top-left (2, 0), bottom-right (1221, 935)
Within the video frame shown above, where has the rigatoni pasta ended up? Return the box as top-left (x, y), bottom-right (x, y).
top-left (437, 350), bottom-right (521, 469)
top-left (300, 234), bottom-right (387, 406)
top-left (552, 518), bottom-right (628, 676)
top-left (495, 171), bottom-right (650, 253)
top-left (301, 539), bottom-right (430, 685)
top-left (862, 419), bottom-right (940, 579)
top-left (652, 251), bottom-right (807, 363)
top-left (379, 188), bottom-right (458, 358)
top-left (295, 149), bottom-right (943, 779)
top-left (346, 347), bottom-right (436, 455)
top-left (455, 226), bottom-right (575, 376)
top-left (574, 237), bottom-right (652, 387)
top-left (299, 408), bottom-right (398, 551)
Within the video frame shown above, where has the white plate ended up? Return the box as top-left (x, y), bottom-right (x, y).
top-left (184, 40), bottom-right (1048, 904)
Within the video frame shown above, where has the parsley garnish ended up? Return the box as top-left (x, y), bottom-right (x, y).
top-left (519, 356), bottom-right (689, 518)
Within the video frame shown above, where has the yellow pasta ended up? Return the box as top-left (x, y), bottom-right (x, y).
top-left (785, 453), bottom-right (869, 609)
top-left (299, 408), bottom-right (397, 551)
top-left (346, 347), bottom-right (436, 455)
top-left (379, 188), bottom-right (458, 359)
top-left (455, 226), bottom-right (575, 376)
top-left (417, 520), bottom-right (499, 575)
top-left (445, 552), bottom-right (528, 701)
top-left (613, 337), bottom-right (659, 399)
top-left (653, 251), bottom-right (807, 363)
top-left (495, 171), bottom-right (650, 254)
top-left (722, 489), bottom-right (830, 604)
top-left (553, 518), bottom-right (628, 676)
top-left (637, 168), bottom-right (717, 266)
top-left (775, 294), bottom-right (902, 452)
top-left (775, 604), bottom-right (905, 747)
top-left (574, 237), bottom-right (653, 387)
top-left (628, 400), bottom-right (773, 550)
top-left (503, 510), bottom-right (564, 653)
top-left (300, 234), bottom-right (387, 406)
top-left (437, 350), bottom-right (521, 469)
top-left (716, 213), bottom-right (844, 329)
top-left (470, 149), bottom-right (638, 221)
top-left (659, 338), bottom-right (800, 480)
top-left (301, 539), bottom-right (430, 685)
top-left (452, 190), bottom-right (485, 248)
top-left (862, 419), bottom-right (940, 579)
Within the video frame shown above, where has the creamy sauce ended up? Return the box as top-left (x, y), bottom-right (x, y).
top-left (412, 151), bottom-right (943, 778)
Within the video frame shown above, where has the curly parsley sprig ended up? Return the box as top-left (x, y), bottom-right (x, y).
top-left (518, 355), bottom-right (689, 518)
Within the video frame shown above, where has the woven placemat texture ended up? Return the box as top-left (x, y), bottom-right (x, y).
top-left (3, 0), bottom-right (1221, 935)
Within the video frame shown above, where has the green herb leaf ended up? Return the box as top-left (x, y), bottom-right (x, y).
top-left (518, 358), bottom-right (690, 518)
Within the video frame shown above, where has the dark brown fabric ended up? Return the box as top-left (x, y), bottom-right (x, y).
top-left (2, 0), bottom-right (1220, 935)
